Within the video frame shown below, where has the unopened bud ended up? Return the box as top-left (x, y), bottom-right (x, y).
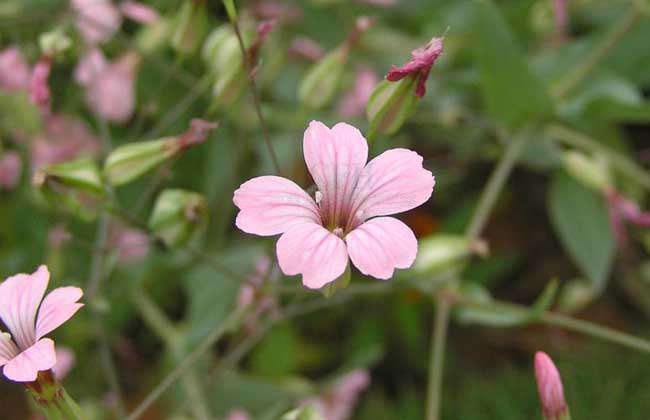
top-left (366, 78), bottom-right (418, 137)
top-left (561, 150), bottom-right (611, 193)
top-left (298, 47), bottom-right (346, 109)
top-left (413, 234), bottom-right (485, 274)
top-left (534, 352), bottom-right (571, 420)
top-left (556, 278), bottom-right (595, 313)
top-left (33, 158), bottom-right (105, 221)
top-left (39, 29), bottom-right (71, 57)
top-left (170, 0), bottom-right (209, 55)
top-left (148, 189), bottom-right (208, 247)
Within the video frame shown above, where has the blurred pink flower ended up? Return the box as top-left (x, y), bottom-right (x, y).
top-left (303, 370), bottom-right (370, 420)
top-left (52, 347), bottom-right (76, 380)
top-left (237, 257), bottom-right (280, 332)
top-left (0, 265), bottom-right (83, 382)
top-left (29, 56), bottom-right (52, 113)
top-left (386, 36), bottom-right (444, 97)
top-left (48, 224), bottom-right (72, 249)
top-left (534, 352), bottom-right (569, 419)
top-left (225, 409), bottom-right (251, 420)
top-left (31, 114), bottom-right (100, 171)
top-left (288, 36), bottom-right (323, 62)
top-left (0, 151), bottom-right (22, 190)
top-left (109, 224), bottom-right (150, 263)
top-left (82, 52), bottom-right (138, 123)
top-left (338, 66), bottom-right (379, 118)
top-left (355, 0), bottom-right (397, 6)
top-left (234, 121), bottom-right (434, 289)
top-left (0, 47), bottom-right (31, 92)
top-left (119, 1), bottom-right (160, 24)
top-left (606, 189), bottom-right (650, 245)
top-left (75, 48), bottom-right (108, 86)
top-left (253, 1), bottom-right (302, 22)
top-left (552, 0), bottom-right (568, 38)
top-left (71, 0), bottom-right (122, 45)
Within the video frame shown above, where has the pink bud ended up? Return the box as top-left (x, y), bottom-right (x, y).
top-left (386, 36), bottom-right (444, 97)
top-left (534, 352), bottom-right (568, 419)
top-left (119, 1), bottom-right (160, 24)
top-left (110, 224), bottom-right (150, 263)
top-left (52, 347), bottom-right (76, 380)
top-left (72, 0), bottom-right (122, 45)
top-left (0, 47), bottom-right (31, 91)
top-left (289, 36), bottom-right (324, 62)
top-left (338, 66), bottom-right (380, 117)
top-left (253, 1), bottom-right (302, 22)
top-left (85, 53), bottom-right (139, 123)
top-left (606, 189), bottom-right (650, 245)
top-left (29, 56), bottom-right (52, 113)
top-left (0, 151), bottom-right (22, 189)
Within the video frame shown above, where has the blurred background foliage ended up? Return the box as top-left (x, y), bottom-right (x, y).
top-left (1, 0), bottom-right (650, 418)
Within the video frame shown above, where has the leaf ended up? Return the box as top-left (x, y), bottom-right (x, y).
top-left (471, 0), bottom-right (552, 127)
top-left (548, 171), bottom-right (615, 292)
top-left (250, 323), bottom-right (299, 377)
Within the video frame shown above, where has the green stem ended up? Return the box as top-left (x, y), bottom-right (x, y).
top-left (551, 3), bottom-right (643, 98)
top-left (547, 124), bottom-right (650, 190)
top-left (425, 296), bottom-right (451, 420)
top-left (28, 371), bottom-right (88, 420)
top-left (125, 308), bottom-right (247, 420)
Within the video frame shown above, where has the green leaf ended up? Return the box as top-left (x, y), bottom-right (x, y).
top-left (548, 171), bottom-right (615, 292)
top-left (472, 0), bottom-right (552, 126)
top-left (250, 323), bottom-right (299, 377)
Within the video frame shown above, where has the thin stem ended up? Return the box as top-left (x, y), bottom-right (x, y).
top-left (551, 3), bottom-right (643, 98)
top-left (125, 308), bottom-right (247, 420)
top-left (225, 4), bottom-right (283, 176)
top-left (465, 130), bottom-right (531, 240)
top-left (547, 124), bottom-right (650, 190)
top-left (425, 296), bottom-right (451, 420)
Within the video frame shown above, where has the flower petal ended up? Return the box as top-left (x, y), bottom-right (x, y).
top-left (0, 332), bottom-right (19, 366)
top-left (35, 287), bottom-right (84, 340)
top-left (276, 223), bottom-right (348, 289)
top-left (234, 176), bottom-right (321, 236)
top-left (348, 148), bottom-right (434, 228)
top-left (3, 338), bottom-right (56, 382)
top-left (0, 265), bottom-right (50, 349)
top-left (346, 217), bottom-right (417, 280)
top-left (303, 121), bottom-right (368, 226)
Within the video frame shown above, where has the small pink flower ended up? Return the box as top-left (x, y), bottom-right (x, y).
top-left (338, 66), bottom-right (380, 118)
top-left (29, 56), bottom-right (52, 113)
top-left (71, 0), bottom-right (123, 45)
top-left (84, 53), bottom-right (138, 123)
top-left (386, 36), bottom-right (444, 97)
top-left (0, 47), bottom-right (31, 92)
top-left (225, 409), bottom-right (250, 420)
top-left (534, 352), bottom-right (568, 419)
top-left (303, 370), bottom-right (370, 420)
top-left (52, 347), bottom-right (76, 380)
top-left (0, 265), bottom-right (83, 382)
top-left (234, 121), bottom-right (434, 289)
top-left (0, 151), bottom-right (22, 190)
top-left (119, 1), bottom-right (160, 24)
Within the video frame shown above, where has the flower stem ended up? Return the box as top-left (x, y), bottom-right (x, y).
top-left (551, 2), bottom-right (643, 98)
top-left (27, 371), bottom-right (88, 420)
top-left (425, 295), bottom-right (451, 420)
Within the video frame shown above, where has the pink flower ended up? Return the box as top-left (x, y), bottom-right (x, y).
top-left (303, 370), bottom-right (370, 420)
top-left (119, 1), bottom-right (160, 24)
top-left (338, 66), bottom-right (380, 118)
top-left (0, 265), bottom-right (83, 382)
top-left (0, 151), bottom-right (22, 190)
top-left (71, 0), bottom-right (122, 45)
top-left (75, 48), bottom-right (108, 86)
top-left (225, 409), bottom-right (251, 420)
top-left (234, 121), bottom-right (434, 289)
top-left (0, 47), bottom-right (31, 92)
top-left (83, 52), bottom-right (138, 123)
top-left (534, 352), bottom-right (569, 419)
top-left (29, 56), bottom-right (52, 113)
top-left (109, 224), bottom-right (150, 263)
top-left (52, 347), bottom-right (76, 380)
top-left (386, 36), bottom-right (444, 97)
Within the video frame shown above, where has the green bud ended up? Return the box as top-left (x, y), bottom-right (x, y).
top-left (136, 17), bottom-right (171, 54)
top-left (561, 150), bottom-right (611, 193)
top-left (414, 234), bottom-right (487, 274)
top-left (39, 29), bottom-right (71, 56)
top-left (556, 278), bottom-right (595, 313)
top-left (281, 405), bottom-right (324, 420)
top-left (33, 158), bottom-right (105, 221)
top-left (298, 47), bottom-right (347, 109)
top-left (171, 0), bottom-right (208, 55)
top-left (104, 138), bottom-right (178, 186)
top-left (366, 77), bottom-right (419, 137)
top-left (202, 25), bottom-right (241, 72)
top-left (148, 189), bottom-right (208, 247)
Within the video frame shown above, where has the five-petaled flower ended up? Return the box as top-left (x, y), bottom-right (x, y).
top-left (234, 121), bottom-right (435, 289)
top-left (386, 36), bottom-right (444, 97)
top-left (0, 265), bottom-right (83, 382)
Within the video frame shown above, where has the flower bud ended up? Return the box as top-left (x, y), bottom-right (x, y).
top-left (534, 352), bottom-right (571, 420)
top-left (561, 150), bottom-right (611, 193)
top-left (170, 0), bottom-right (209, 55)
top-left (39, 29), bottom-right (72, 57)
top-left (366, 78), bottom-right (418, 137)
top-left (33, 158), bottom-right (105, 221)
top-left (298, 47), bottom-right (347, 109)
top-left (556, 278), bottom-right (594, 313)
top-left (413, 234), bottom-right (487, 274)
top-left (148, 189), bottom-right (208, 247)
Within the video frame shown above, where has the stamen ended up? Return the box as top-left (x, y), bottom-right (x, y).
top-left (315, 190), bottom-right (323, 205)
top-left (332, 227), bottom-right (344, 238)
